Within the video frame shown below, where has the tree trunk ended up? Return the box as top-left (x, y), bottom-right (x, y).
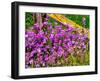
top-left (36, 13), bottom-right (42, 30)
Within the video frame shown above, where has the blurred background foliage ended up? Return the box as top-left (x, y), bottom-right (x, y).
top-left (25, 12), bottom-right (90, 29)
top-left (25, 12), bottom-right (34, 29)
top-left (65, 14), bottom-right (90, 29)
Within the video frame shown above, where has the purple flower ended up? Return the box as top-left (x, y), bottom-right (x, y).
top-left (44, 55), bottom-right (49, 61)
top-left (43, 21), bottom-right (48, 26)
top-left (29, 59), bottom-right (33, 64)
top-left (25, 16), bottom-right (89, 68)
top-left (43, 38), bottom-right (47, 43)
top-left (67, 41), bottom-right (72, 47)
top-left (57, 46), bottom-right (64, 57)
top-left (55, 25), bottom-right (62, 33)
top-left (25, 65), bottom-right (28, 68)
top-left (35, 64), bottom-right (40, 68)
top-left (82, 45), bottom-right (86, 49)
top-left (33, 23), bottom-right (40, 31)
top-left (37, 48), bottom-right (41, 53)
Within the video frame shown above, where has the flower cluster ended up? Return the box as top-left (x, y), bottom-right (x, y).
top-left (25, 16), bottom-right (89, 68)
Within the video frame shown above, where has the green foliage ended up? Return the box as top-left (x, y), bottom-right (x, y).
top-left (67, 54), bottom-right (78, 66)
top-left (65, 14), bottom-right (90, 29)
top-left (25, 12), bottom-right (90, 29)
top-left (46, 17), bottom-right (61, 27)
top-left (84, 51), bottom-right (90, 65)
top-left (48, 17), bottom-right (55, 26)
top-left (66, 51), bottom-right (90, 66)
top-left (25, 12), bottom-right (34, 29)
top-left (47, 14), bottom-right (90, 29)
